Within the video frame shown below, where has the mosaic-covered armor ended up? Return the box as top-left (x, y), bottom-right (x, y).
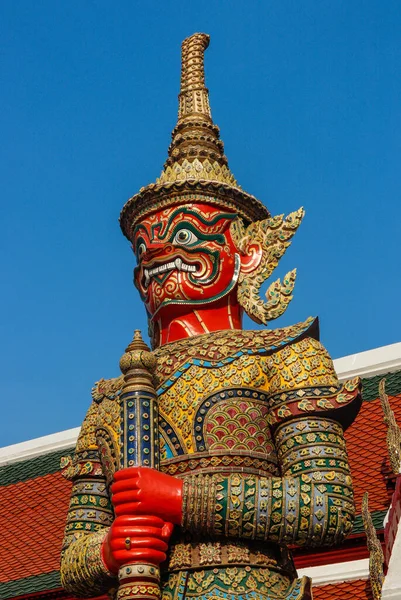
top-left (61, 33), bottom-right (362, 600)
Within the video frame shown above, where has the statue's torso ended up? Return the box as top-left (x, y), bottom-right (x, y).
top-left (90, 318), bottom-right (332, 487)
top-left (71, 318), bottom-right (358, 600)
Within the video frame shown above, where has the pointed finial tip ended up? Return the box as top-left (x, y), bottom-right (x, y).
top-left (124, 329), bottom-right (150, 354)
top-left (182, 32), bottom-right (210, 48)
top-left (179, 33), bottom-right (211, 99)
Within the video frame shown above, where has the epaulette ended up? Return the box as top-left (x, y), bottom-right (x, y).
top-left (91, 375), bottom-right (124, 404)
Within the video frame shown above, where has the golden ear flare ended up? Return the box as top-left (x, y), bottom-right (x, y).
top-left (230, 207), bottom-right (305, 325)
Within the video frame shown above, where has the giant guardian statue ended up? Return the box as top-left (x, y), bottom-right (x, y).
top-left (60, 33), bottom-right (361, 600)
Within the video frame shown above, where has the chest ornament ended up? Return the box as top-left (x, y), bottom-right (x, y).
top-left (193, 388), bottom-right (276, 457)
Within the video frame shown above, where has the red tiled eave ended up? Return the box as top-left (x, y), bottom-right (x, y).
top-left (312, 578), bottom-right (373, 599)
top-left (0, 472), bottom-right (71, 583)
top-left (345, 392), bottom-right (401, 513)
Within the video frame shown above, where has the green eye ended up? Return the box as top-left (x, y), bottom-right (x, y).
top-left (172, 229), bottom-right (199, 246)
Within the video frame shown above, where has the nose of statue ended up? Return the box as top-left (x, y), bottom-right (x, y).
top-left (163, 243), bottom-right (175, 255)
top-left (147, 243), bottom-right (174, 257)
top-left (146, 243), bottom-right (175, 260)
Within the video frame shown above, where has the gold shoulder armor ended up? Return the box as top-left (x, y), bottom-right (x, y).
top-left (266, 337), bottom-right (362, 430)
top-left (60, 401), bottom-right (99, 480)
top-left (91, 375), bottom-right (124, 404)
top-left (60, 375), bottom-right (123, 481)
top-left (267, 337), bottom-right (338, 393)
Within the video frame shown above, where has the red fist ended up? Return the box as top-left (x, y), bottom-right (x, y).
top-left (111, 467), bottom-right (183, 526)
top-left (101, 515), bottom-right (173, 574)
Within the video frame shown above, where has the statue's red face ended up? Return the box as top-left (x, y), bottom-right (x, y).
top-left (133, 203), bottom-right (241, 319)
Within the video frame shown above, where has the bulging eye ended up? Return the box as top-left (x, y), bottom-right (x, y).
top-left (172, 229), bottom-right (199, 246)
top-left (137, 243), bottom-right (146, 260)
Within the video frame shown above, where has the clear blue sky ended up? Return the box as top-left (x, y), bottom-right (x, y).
top-left (1, 1), bottom-right (400, 446)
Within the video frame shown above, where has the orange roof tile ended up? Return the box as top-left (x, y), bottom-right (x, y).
top-left (0, 472), bottom-right (71, 583)
top-left (345, 392), bottom-right (401, 514)
top-left (312, 578), bottom-right (373, 599)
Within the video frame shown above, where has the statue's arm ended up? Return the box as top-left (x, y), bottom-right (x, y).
top-left (181, 415), bottom-right (355, 547)
top-left (60, 402), bottom-right (116, 597)
top-left (181, 337), bottom-right (360, 547)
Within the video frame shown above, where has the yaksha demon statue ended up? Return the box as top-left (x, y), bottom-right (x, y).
top-left (60, 34), bottom-right (362, 600)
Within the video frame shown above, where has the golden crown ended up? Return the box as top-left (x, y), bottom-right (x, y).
top-left (120, 33), bottom-right (269, 242)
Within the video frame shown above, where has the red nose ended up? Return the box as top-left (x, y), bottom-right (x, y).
top-left (143, 243), bottom-right (175, 261)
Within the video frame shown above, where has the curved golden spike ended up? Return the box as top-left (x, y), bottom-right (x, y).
top-left (362, 492), bottom-right (384, 600)
top-left (379, 378), bottom-right (401, 475)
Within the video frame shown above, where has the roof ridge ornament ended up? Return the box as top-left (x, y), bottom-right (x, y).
top-left (379, 378), bottom-right (401, 475)
top-left (362, 491), bottom-right (384, 600)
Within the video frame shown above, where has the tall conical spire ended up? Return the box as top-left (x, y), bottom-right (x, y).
top-left (157, 33), bottom-right (236, 187)
top-left (120, 33), bottom-right (270, 242)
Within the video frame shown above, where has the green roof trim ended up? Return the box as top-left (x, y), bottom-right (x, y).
top-left (352, 509), bottom-right (387, 535)
top-left (0, 570), bottom-right (61, 599)
top-left (0, 447), bottom-right (74, 487)
top-left (361, 370), bottom-right (401, 402)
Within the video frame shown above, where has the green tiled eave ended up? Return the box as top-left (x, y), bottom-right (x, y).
top-left (361, 370), bottom-right (401, 402)
top-left (0, 448), bottom-right (74, 487)
top-left (0, 570), bottom-right (61, 600)
top-left (352, 509), bottom-right (387, 535)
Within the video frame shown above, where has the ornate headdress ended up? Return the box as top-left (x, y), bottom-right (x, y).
top-left (120, 33), bottom-right (270, 242)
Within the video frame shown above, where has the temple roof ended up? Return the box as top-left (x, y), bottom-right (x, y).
top-left (346, 372), bottom-right (401, 513)
top-left (0, 451), bottom-right (69, 596)
top-left (0, 344), bottom-right (400, 599)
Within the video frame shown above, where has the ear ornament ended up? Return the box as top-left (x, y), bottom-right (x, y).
top-left (230, 207), bottom-right (305, 325)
